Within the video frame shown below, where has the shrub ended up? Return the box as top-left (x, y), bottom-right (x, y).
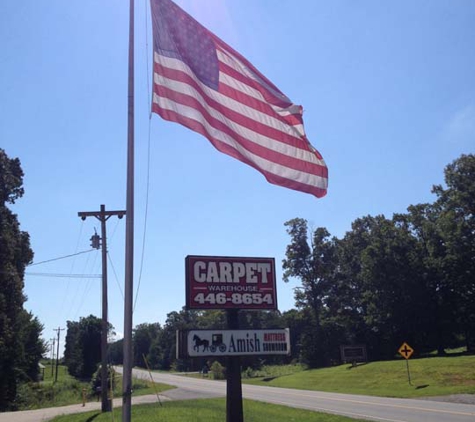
top-left (210, 361), bottom-right (225, 380)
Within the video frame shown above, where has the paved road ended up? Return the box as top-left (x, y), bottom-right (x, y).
top-left (129, 367), bottom-right (475, 422)
top-left (1, 368), bottom-right (474, 422)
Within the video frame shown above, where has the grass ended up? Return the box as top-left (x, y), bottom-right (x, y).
top-left (49, 398), bottom-right (369, 422)
top-left (242, 363), bottom-right (306, 379)
top-left (16, 364), bottom-right (173, 410)
top-left (243, 355), bottom-right (475, 398)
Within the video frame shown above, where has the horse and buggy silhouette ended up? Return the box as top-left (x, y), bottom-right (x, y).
top-left (192, 334), bottom-right (226, 353)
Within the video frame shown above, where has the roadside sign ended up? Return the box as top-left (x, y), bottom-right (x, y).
top-left (340, 344), bottom-right (367, 364)
top-left (398, 342), bottom-right (415, 385)
top-left (177, 329), bottom-right (290, 358)
top-left (185, 255), bottom-right (277, 310)
top-left (398, 342), bottom-right (414, 360)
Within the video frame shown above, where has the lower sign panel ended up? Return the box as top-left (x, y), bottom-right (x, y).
top-left (178, 329), bottom-right (291, 358)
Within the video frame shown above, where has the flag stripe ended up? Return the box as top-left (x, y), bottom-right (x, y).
top-left (155, 56), bottom-right (305, 134)
top-left (152, 86), bottom-right (328, 178)
top-left (216, 49), bottom-right (292, 109)
top-left (210, 33), bottom-right (294, 108)
top-left (219, 72), bottom-right (304, 122)
top-left (150, 0), bottom-right (328, 198)
top-left (153, 57), bottom-right (320, 162)
top-left (152, 101), bottom-right (328, 196)
top-left (153, 78), bottom-right (326, 173)
top-left (153, 70), bottom-right (310, 159)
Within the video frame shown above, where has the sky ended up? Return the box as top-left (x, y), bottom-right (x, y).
top-left (1, 0), bottom-right (474, 356)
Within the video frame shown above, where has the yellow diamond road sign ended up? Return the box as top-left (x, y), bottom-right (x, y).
top-left (398, 342), bottom-right (414, 360)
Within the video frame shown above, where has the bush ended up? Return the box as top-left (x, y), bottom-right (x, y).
top-left (245, 363), bottom-right (306, 379)
top-left (14, 378), bottom-right (86, 410)
top-left (242, 367), bottom-right (254, 379)
top-left (90, 365), bottom-right (116, 396)
top-left (210, 361), bottom-right (225, 380)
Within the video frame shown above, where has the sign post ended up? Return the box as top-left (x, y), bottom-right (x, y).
top-left (184, 255), bottom-right (281, 422)
top-left (226, 310), bottom-right (243, 422)
top-left (398, 342), bottom-right (414, 386)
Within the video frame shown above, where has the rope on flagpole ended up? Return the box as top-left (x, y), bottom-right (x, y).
top-left (133, 0), bottom-right (153, 313)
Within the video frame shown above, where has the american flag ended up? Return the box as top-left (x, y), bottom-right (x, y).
top-left (150, 0), bottom-right (328, 198)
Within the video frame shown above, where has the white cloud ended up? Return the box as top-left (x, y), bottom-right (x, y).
top-left (110, 331), bottom-right (124, 342)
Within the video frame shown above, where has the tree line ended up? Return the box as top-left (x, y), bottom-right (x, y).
top-left (107, 154), bottom-right (474, 371)
top-left (1, 148), bottom-right (473, 411)
top-left (0, 149), bottom-right (45, 411)
top-left (281, 154), bottom-right (475, 366)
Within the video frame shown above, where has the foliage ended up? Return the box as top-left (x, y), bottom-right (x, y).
top-left (90, 365), bottom-right (116, 395)
top-left (209, 360), bottom-right (225, 380)
top-left (63, 315), bottom-right (110, 380)
top-left (16, 374), bottom-right (87, 410)
top-left (13, 363), bottom-right (172, 410)
top-left (243, 363), bottom-right (306, 379)
top-left (107, 338), bottom-right (123, 364)
top-left (133, 322), bottom-right (162, 368)
top-left (282, 219), bottom-right (338, 366)
top-left (0, 148), bottom-right (45, 410)
top-left (108, 154), bottom-right (474, 373)
top-left (282, 154), bottom-right (475, 365)
top-left (432, 154), bottom-right (475, 351)
top-left (16, 311), bottom-right (47, 382)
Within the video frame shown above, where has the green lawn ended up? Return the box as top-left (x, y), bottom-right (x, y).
top-left (243, 355), bottom-right (475, 398)
top-left (50, 398), bottom-right (368, 422)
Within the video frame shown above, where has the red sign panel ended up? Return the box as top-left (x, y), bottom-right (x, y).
top-left (185, 255), bottom-right (277, 310)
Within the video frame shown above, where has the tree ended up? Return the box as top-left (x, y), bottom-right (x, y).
top-left (133, 322), bottom-right (161, 367)
top-left (64, 320), bottom-right (83, 377)
top-left (107, 338), bottom-right (123, 365)
top-left (282, 218), bottom-right (338, 367)
top-left (160, 308), bottom-right (203, 371)
top-left (433, 154), bottom-right (475, 351)
top-left (352, 215), bottom-right (429, 357)
top-left (64, 315), bottom-right (106, 380)
top-left (17, 311), bottom-right (46, 382)
top-left (397, 203), bottom-right (455, 354)
top-left (0, 149), bottom-right (43, 410)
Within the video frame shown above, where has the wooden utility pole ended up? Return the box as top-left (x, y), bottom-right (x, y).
top-left (78, 205), bottom-right (125, 413)
top-left (50, 337), bottom-right (55, 377)
top-left (53, 327), bottom-right (64, 383)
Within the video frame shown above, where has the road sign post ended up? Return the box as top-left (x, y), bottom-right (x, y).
top-left (398, 342), bottom-right (414, 386)
top-left (183, 255), bottom-right (288, 422)
top-left (226, 310), bottom-right (243, 422)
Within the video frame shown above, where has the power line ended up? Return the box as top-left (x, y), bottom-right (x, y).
top-left (70, 252), bottom-right (100, 321)
top-left (28, 249), bottom-right (96, 267)
top-left (26, 272), bottom-right (101, 278)
top-left (108, 252), bottom-right (124, 299)
top-left (60, 220), bottom-right (88, 321)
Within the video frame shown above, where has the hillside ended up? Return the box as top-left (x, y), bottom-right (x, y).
top-left (243, 355), bottom-right (475, 399)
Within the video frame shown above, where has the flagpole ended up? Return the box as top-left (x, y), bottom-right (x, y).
top-left (122, 0), bottom-right (135, 420)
